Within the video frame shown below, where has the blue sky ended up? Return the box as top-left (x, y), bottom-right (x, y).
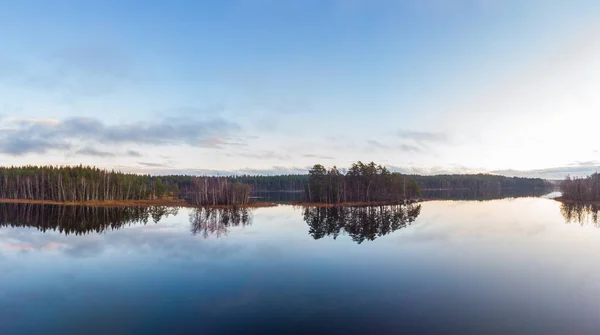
top-left (1, 0), bottom-right (600, 178)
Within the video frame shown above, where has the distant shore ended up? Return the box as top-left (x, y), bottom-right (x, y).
top-left (0, 198), bottom-right (279, 209)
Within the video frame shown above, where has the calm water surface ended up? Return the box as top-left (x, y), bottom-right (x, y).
top-left (1, 197), bottom-right (600, 334)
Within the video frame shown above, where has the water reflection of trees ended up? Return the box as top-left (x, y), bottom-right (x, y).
top-left (303, 204), bottom-right (421, 244)
top-left (189, 207), bottom-right (253, 238)
top-left (0, 203), bottom-right (255, 237)
top-left (560, 203), bottom-right (600, 226)
top-left (0, 203), bottom-right (179, 235)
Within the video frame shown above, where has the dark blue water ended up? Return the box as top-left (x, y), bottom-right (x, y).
top-left (1, 198), bottom-right (599, 334)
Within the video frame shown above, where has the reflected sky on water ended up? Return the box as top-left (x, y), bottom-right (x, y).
top-left (1, 198), bottom-right (600, 334)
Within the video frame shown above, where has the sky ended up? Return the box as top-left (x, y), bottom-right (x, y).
top-left (1, 0), bottom-right (600, 178)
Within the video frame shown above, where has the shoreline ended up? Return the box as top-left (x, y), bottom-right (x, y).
top-left (0, 198), bottom-right (279, 209)
top-left (289, 200), bottom-right (421, 208)
top-left (553, 197), bottom-right (600, 206)
top-left (0, 198), bottom-right (422, 209)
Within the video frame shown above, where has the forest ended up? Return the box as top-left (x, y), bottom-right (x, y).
top-left (560, 173), bottom-right (600, 202)
top-left (411, 174), bottom-right (551, 192)
top-left (0, 166), bottom-right (251, 206)
top-left (304, 162), bottom-right (421, 204)
top-left (227, 175), bottom-right (308, 192)
top-left (0, 165), bottom-right (552, 206)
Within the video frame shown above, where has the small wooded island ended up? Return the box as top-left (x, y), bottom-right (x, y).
top-left (0, 163), bottom-right (551, 208)
top-left (303, 162), bottom-right (420, 205)
top-left (559, 173), bottom-right (600, 203)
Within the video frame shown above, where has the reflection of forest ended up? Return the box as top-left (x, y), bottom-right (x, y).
top-left (303, 204), bottom-right (421, 244)
top-left (189, 207), bottom-right (253, 238)
top-left (561, 203), bottom-right (600, 226)
top-left (0, 203), bottom-right (255, 238)
top-left (0, 203), bottom-right (179, 235)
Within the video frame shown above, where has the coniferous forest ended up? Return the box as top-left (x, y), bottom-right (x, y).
top-left (412, 174), bottom-right (551, 192)
top-left (0, 166), bottom-right (252, 206)
top-left (304, 162), bottom-right (421, 204)
top-left (0, 164), bottom-right (552, 206)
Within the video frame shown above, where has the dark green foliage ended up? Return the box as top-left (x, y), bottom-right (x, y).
top-left (0, 166), bottom-right (252, 206)
top-left (0, 203), bottom-right (178, 235)
top-left (305, 161), bottom-right (421, 204)
top-left (0, 165), bottom-right (165, 201)
top-left (303, 203), bottom-right (421, 244)
top-left (226, 175), bottom-right (309, 191)
top-left (411, 174), bottom-right (551, 192)
top-left (0, 165), bottom-right (552, 206)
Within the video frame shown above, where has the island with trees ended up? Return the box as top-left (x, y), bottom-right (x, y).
top-left (304, 162), bottom-right (421, 205)
top-left (559, 173), bottom-right (600, 203)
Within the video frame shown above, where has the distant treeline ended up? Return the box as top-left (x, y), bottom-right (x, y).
top-left (0, 165), bottom-right (552, 206)
top-left (225, 175), bottom-right (308, 192)
top-left (0, 166), bottom-right (251, 206)
top-left (561, 173), bottom-right (600, 202)
top-left (305, 162), bottom-right (421, 204)
top-left (411, 174), bottom-right (551, 192)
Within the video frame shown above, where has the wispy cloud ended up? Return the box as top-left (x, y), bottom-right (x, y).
top-left (137, 162), bottom-right (171, 168)
top-left (396, 130), bottom-right (448, 142)
top-left (0, 116), bottom-right (240, 156)
top-left (199, 138), bottom-right (245, 149)
top-left (227, 150), bottom-right (290, 160)
top-left (0, 138), bottom-right (71, 156)
top-left (570, 160), bottom-right (600, 167)
top-left (387, 164), bottom-right (480, 175)
top-left (367, 140), bottom-right (422, 153)
top-left (302, 154), bottom-right (335, 160)
top-left (75, 147), bottom-right (115, 158)
top-left (126, 150), bottom-right (142, 157)
top-left (492, 165), bottom-right (600, 180)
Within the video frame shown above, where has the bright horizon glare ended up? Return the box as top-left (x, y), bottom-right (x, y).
top-left (1, 1), bottom-right (600, 179)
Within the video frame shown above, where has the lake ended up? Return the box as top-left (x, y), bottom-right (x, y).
top-left (1, 196), bottom-right (600, 334)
